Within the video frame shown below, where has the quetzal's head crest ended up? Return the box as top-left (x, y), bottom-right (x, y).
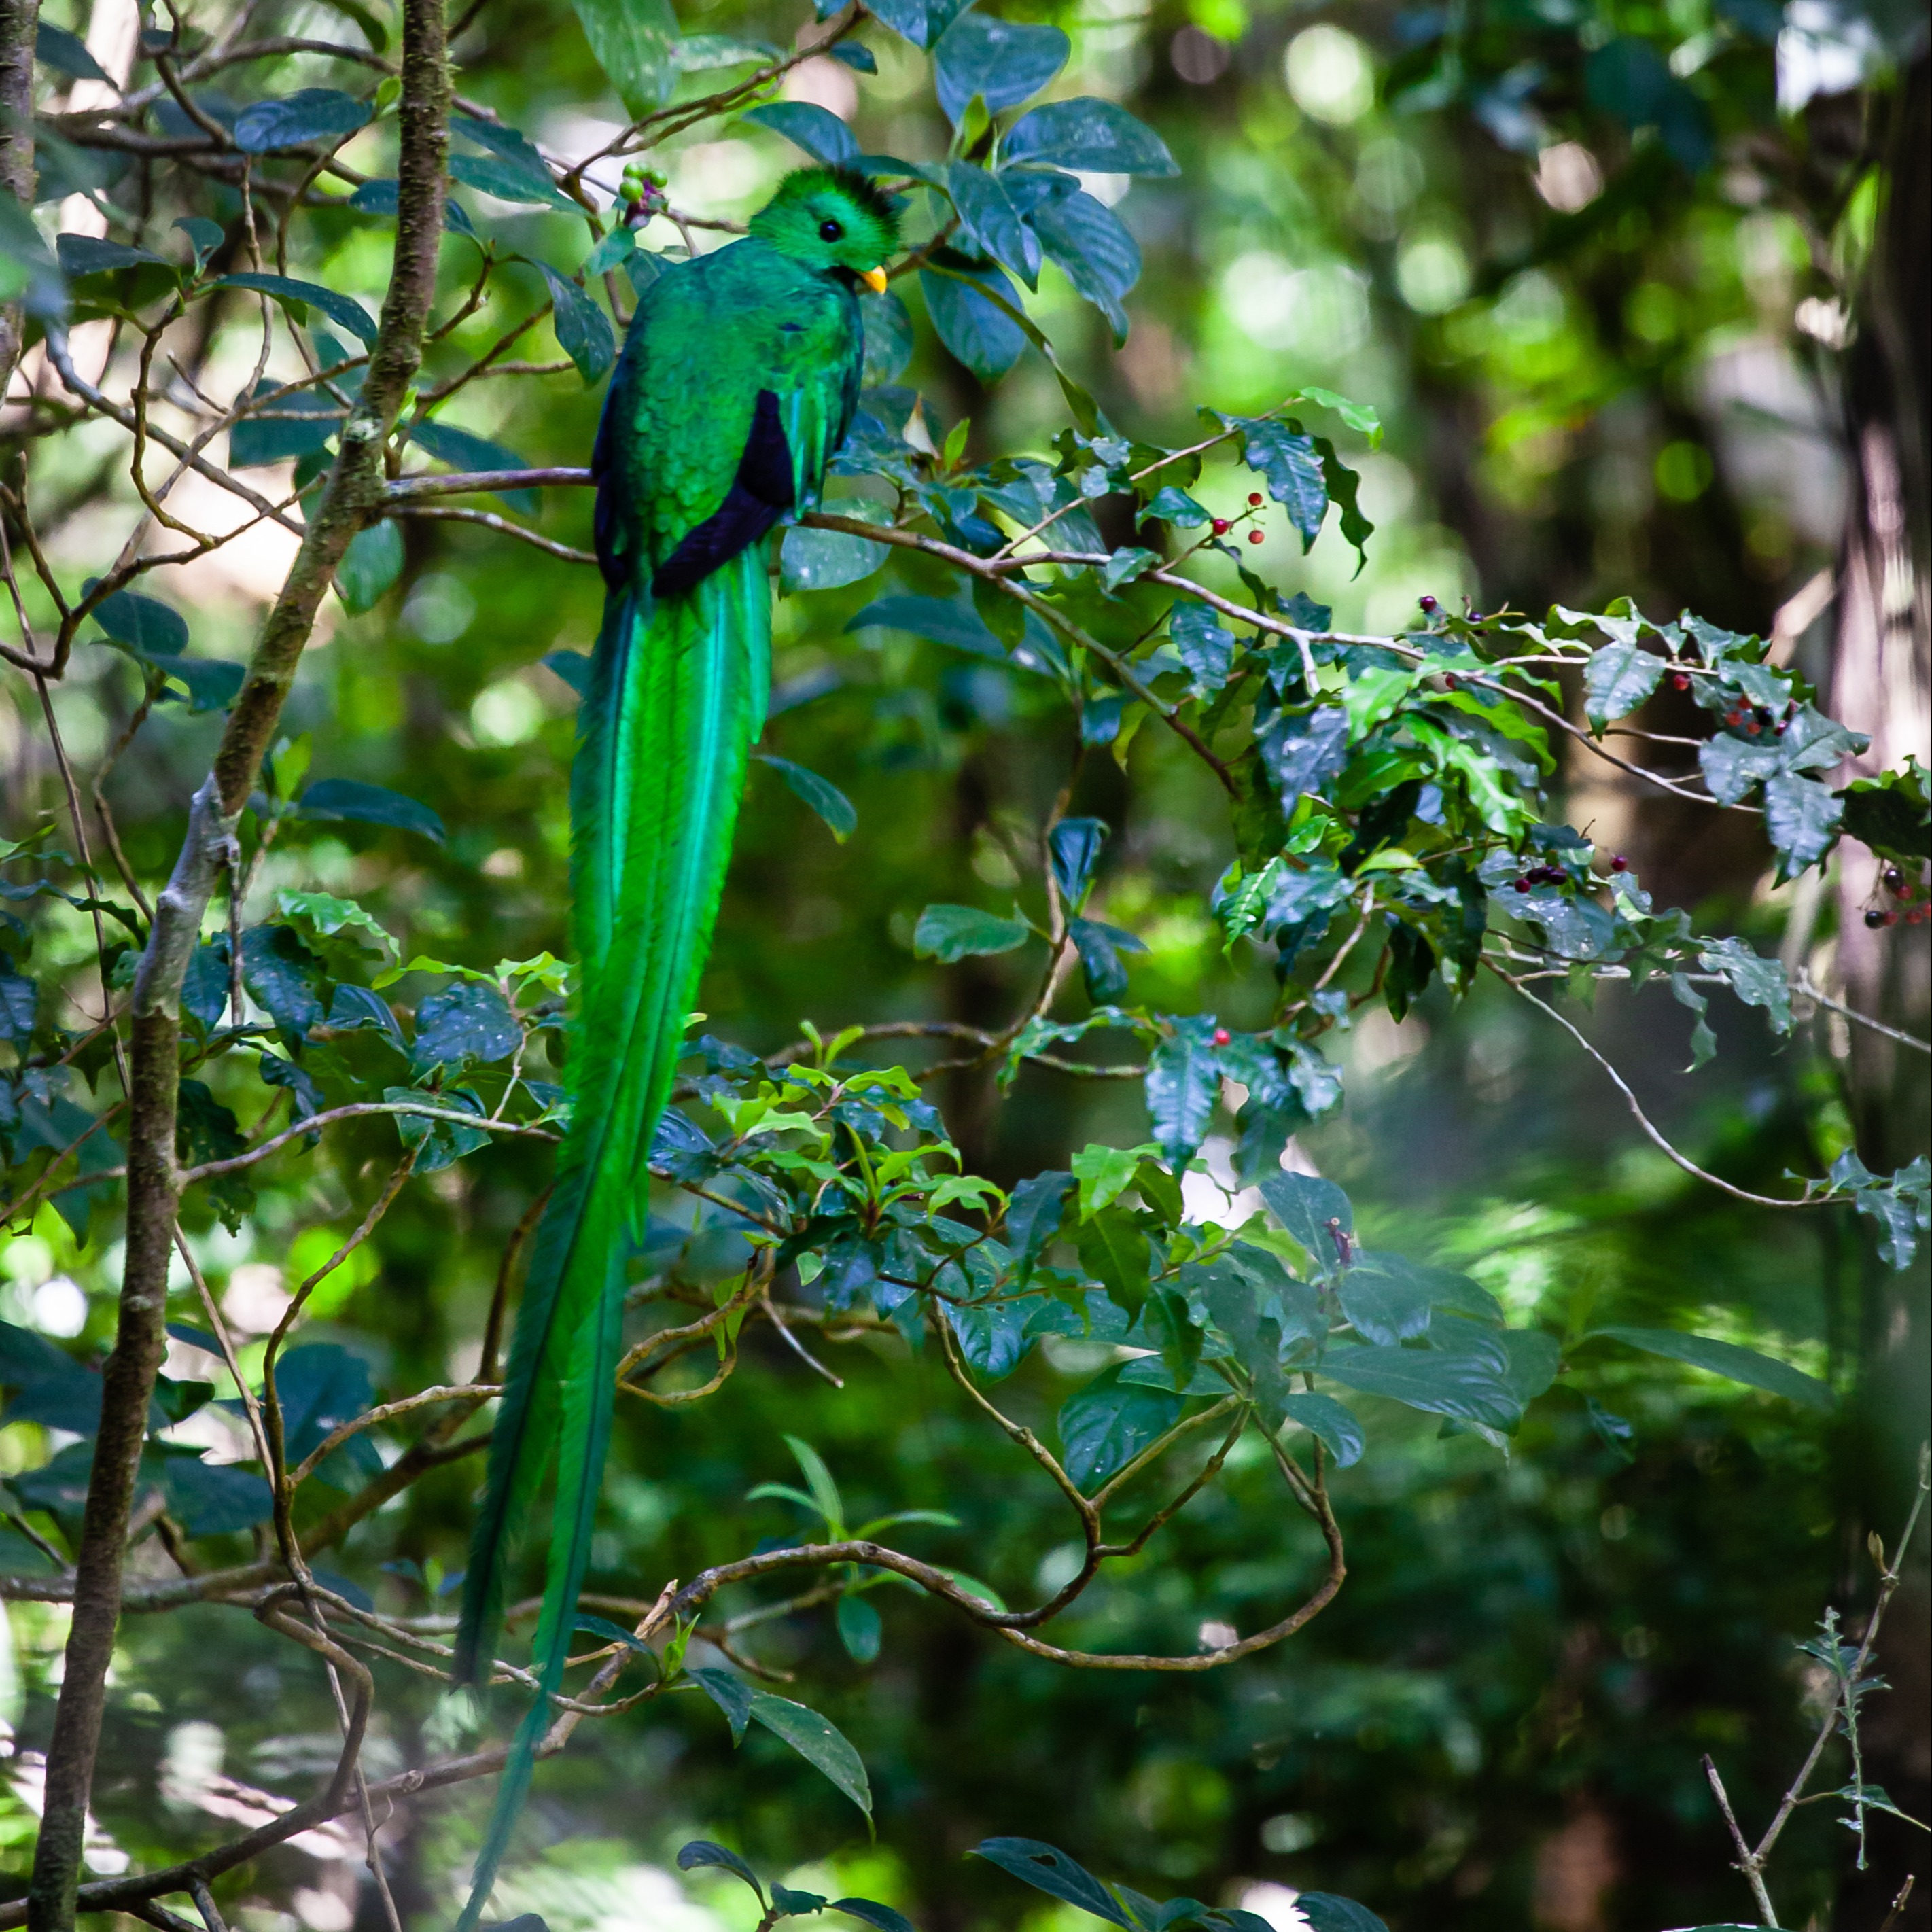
top-left (750, 166), bottom-right (900, 292)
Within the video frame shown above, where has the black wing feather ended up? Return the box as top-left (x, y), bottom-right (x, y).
top-left (652, 389), bottom-right (796, 599)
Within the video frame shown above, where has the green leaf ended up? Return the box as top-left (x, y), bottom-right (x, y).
top-left (1696, 936), bottom-right (1791, 1033)
top-left (218, 273), bottom-right (378, 345)
top-left (828, 1902), bottom-right (916, 1932)
top-left (537, 266), bottom-right (615, 385)
top-left (228, 379), bottom-right (340, 469)
top-left (1170, 601), bottom-right (1235, 695)
top-left (860, 289), bottom-right (914, 385)
top-left (232, 89), bottom-right (372, 154)
top-left (913, 903), bottom-right (1030, 962)
top-left (781, 506), bottom-right (890, 591)
top-left (1231, 417), bottom-right (1326, 546)
top-left (35, 23), bottom-right (109, 82)
top-left (334, 522), bottom-right (405, 613)
top-left (88, 586), bottom-right (187, 656)
top-left (750, 1692), bottom-right (873, 1822)
top-left (691, 1666), bottom-right (756, 1742)
top-left (970, 1840), bottom-right (1133, 1926)
top-left (570, 0), bottom-right (677, 114)
top-left (1282, 1392), bottom-right (1364, 1466)
top-left (921, 259), bottom-right (1028, 381)
top-left (298, 777), bottom-right (445, 844)
top-left (836, 1593), bottom-right (881, 1663)
top-left (404, 419), bottom-right (538, 514)
top-left (411, 979), bottom-right (519, 1074)
top-left (1002, 97), bottom-right (1178, 176)
top-left (1763, 771), bottom-right (1842, 875)
top-left (1049, 818), bottom-right (1108, 909)
top-left (1297, 1899), bottom-right (1392, 1932)
top-left (743, 101), bottom-right (860, 166)
top-left (347, 177), bottom-right (479, 236)
top-left (275, 888), bottom-right (395, 977)
top-left (783, 1433), bottom-right (846, 1533)
top-left (934, 13), bottom-right (1069, 121)
top-left (448, 152), bottom-right (572, 209)
top-left (1070, 1142), bottom-right (1157, 1216)
top-left (1257, 1172), bottom-right (1354, 1277)
top-left (383, 1084), bottom-right (487, 1173)
top-left (676, 1839), bottom-right (764, 1903)
top-left (946, 162), bottom-right (1040, 288)
top-left (1028, 190), bottom-right (1140, 341)
top-left (675, 32), bottom-right (780, 69)
top-left (55, 234), bottom-right (168, 278)
top-left (1337, 1252), bottom-right (1434, 1344)
top-left (1059, 1361), bottom-right (1180, 1486)
top-left (1836, 759), bottom-right (1931, 860)
top-left (1583, 637), bottom-right (1665, 728)
top-left (1075, 1207), bottom-right (1151, 1318)
top-left (1591, 1327), bottom-right (1831, 1410)
top-left (757, 755), bottom-right (856, 842)
top-left (1145, 1015), bottom-right (1221, 1172)
top-left (1318, 1343), bottom-right (1522, 1431)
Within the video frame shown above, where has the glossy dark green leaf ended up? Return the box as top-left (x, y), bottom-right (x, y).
top-left (241, 924), bottom-right (326, 1038)
top-left (217, 273), bottom-right (378, 344)
top-left (828, 1901), bottom-right (916, 1932)
top-left (691, 1666), bottom-right (756, 1743)
top-left (571, 0), bottom-right (677, 114)
top-left (946, 1297), bottom-right (1033, 1380)
top-left (934, 13), bottom-right (1070, 120)
top-left (299, 777), bottom-right (446, 844)
top-left (1145, 1014), bottom-right (1221, 1171)
top-left (743, 101), bottom-right (860, 166)
top-left (860, 289), bottom-right (914, 383)
top-left (1233, 417), bottom-right (1326, 545)
top-left (1028, 190), bottom-right (1140, 340)
top-left (1763, 771), bottom-right (1842, 875)
top-left (829, 40), bottom-right (877, 71)
top-left (913, 903), bottom-right (1030, 962)
top-left (1319, 1343), bottom-right (1522, 1430)
top-left (781, 510), bottom-right (890, 591)
top-left (159, 1455), bottom-right (272, 1536)
top-left (448, 151), bottom-right (572, 208)
top-left (412, 979), bottom-right (519, 1074)
top-left (1259, 1172), bottom-right (1354, 1276)
top-left (921, 260), bottom-right (1028, 381)
top-left (1835, 764), bottom-right (1931, 860)
top-left (970, 1839), bottom-right (1133, 1925)
top-left (1006, 1170), bottom-right (1072, 1267)
top-left (1050, 818), bottom-right (1108, 909)
top-left (946, 162), bottom-right (1040, 287)
top-left (835, 1592), bottom-right (882, 1662)
top-left (405, 420), bottom-right (538, 514)
top-left (334, 522), bottom-right (405, 613)
top-left (0, 1321), bottom-right (103, 1434)
top-left (676, 1838), bottom-right (763, 1900)
top-left (232, 88), bottom-right (372, 154)
top-left (1296, 1897), bottom-right (1392, 1932)
top-left (88, 586), bottom-right (188, 657)
top-left (35, 22), bottom-right (109, 82)
top-left (1059, 1362), bottom-right (1180, 1488)
top-left (1583, 637), bottom-right (1665, 728)
top-left (750, 1691), bottom-right (873, 1820)
top-left (1591, 1326), bottom-right (1831, 1409)
top-left (1170, 601), bottom-right (1235, 695)
top-left (55, 233), bottom-right (168, 277)
top-left (228, 380), bottom-right (340, 468)
top-left (1075, 1208), bottom-right (1151, 1318)
top-left (757, 754), bottom-right (856, 843)
top-left (538, 266), bottom-right (616, 384)
top-left (1338, 1252), bottom-right (1435, 1344)
top-left (1259, 705), bottom-right (1349, 801)
top-left (271, 1343), bottom-right (380, 1477)
top-left (1283, 1391), bottom-right (1364, 1466)
top-left (1002, 97), bottom-right (1178, 176)
top-left (327, 983), bottom-right (407, 1050)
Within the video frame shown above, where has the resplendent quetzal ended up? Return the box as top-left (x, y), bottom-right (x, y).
top-left (453, 166), bottom-right (898, 1915)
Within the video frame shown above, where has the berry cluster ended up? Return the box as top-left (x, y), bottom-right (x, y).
top-left (1208, 492), bottom-right (1269, 545)
top-left (1865, 866), bottom-right (1927, 929)
top-left (617, 162), bottom-right (668, 222)
top-left (1722, 702), bottom-right (1792, 739)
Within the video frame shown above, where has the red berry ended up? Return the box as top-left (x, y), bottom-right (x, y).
top-left (1885, 911), bottom-right (1901, 926)
top-left (1898, 884), bottom-right (1916, 902)
top-left (1514, 877), bottom-right (1531, 893)
top-left (1672, 672), bottom-right (1691, 691)
top-left (1248, 491), bottom-right (1263, 507)
top-left (1248, 529), bottom-right (1264, 545)
top-left (1443, 673), bottom-right (1458, 689)
top-left (1746, 722), bottom-right (1761, 736)
top-left (1609, 854), bottom-right (1628, 873)
top-left (1212, 517), bottom-right (1230, 535)
top-left (1212, 1026), bottom-right (1231, 1047)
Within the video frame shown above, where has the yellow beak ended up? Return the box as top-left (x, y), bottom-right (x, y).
top-left (860, 266), bottom-right (889, 294)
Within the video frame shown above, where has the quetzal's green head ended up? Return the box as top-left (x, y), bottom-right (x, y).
top-left (749, 166), bottom-right (900, 293)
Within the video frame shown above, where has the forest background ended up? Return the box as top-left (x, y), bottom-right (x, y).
top-left (0, 0), bottom-right (1925, 1924)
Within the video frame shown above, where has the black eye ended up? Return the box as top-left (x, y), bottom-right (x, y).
top-left (818, 219), bottom-right (843, 241)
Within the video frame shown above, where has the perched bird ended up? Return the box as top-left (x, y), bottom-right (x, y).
top-left (453, 166), bottom-right (898, 1922)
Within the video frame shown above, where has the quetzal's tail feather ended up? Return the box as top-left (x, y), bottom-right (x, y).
top-left (453, 550), bottom-right (769, 1930)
